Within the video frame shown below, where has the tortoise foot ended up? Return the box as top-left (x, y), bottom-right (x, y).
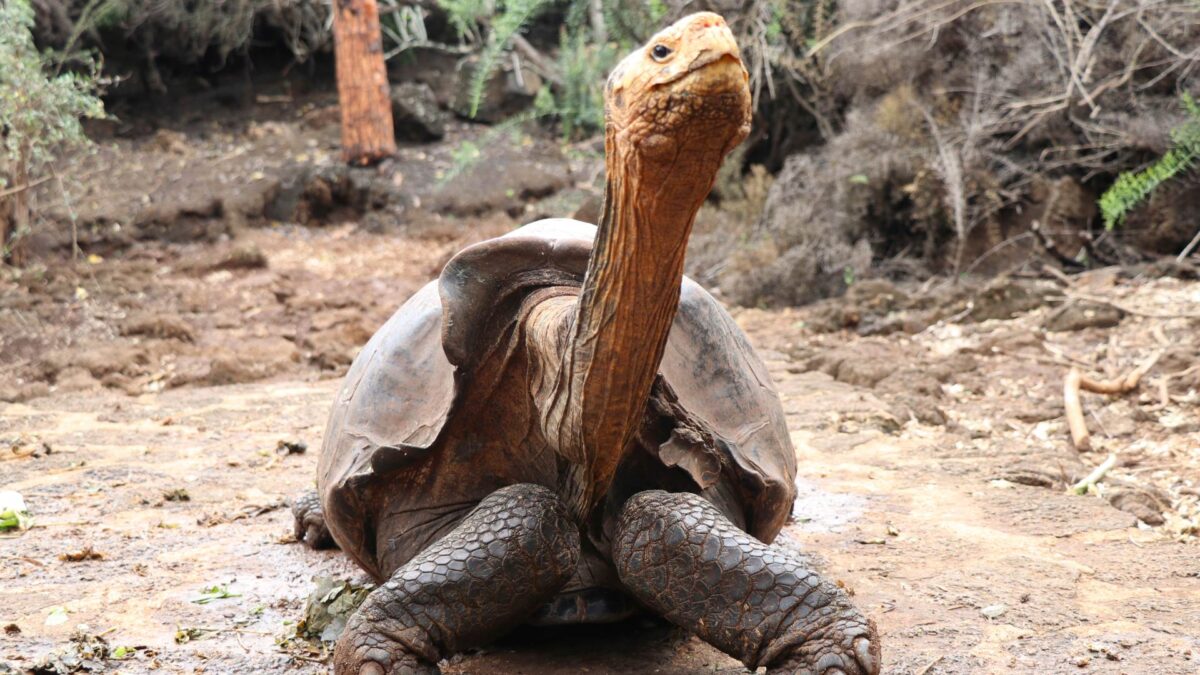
top-left (291, 489), bottom-right (336, 549)
top-left (336, 643), bottom-right (438, 675)
top-left (612, 490), bottom-right (880, 675)
top-left (333, 483), bottom-right (579, 675)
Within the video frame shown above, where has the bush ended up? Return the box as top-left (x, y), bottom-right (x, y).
top-left (1, 0), bottom-right (105, 265)
top-left (706, 0), bottom-right (1200, 306)
top-left (32, 0), bottom-right (334, 71)
top-left (439, 0), bottom-right (662, 134)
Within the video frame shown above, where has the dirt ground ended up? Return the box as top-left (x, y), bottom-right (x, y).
top-left (2, 96), bottom-right (1199, 674)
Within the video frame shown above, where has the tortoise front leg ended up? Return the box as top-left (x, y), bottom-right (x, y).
top-left (334, 483), bottom-right (579, 675)
top-left (613, 491), bottom-right (880, 675)
top-left (291, 489), bottom-right (336, 549)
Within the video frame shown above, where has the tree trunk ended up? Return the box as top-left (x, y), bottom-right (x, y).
top-left (333, 0), bottom-right (396, 166)
top-left (1, 144), bottom-right (31, 266)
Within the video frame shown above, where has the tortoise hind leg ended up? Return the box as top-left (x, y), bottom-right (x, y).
top-left (334, 483), bottom-right (579, 675)
top-left (292, 489), bottom-right (336, 549)
top-left (612, 490), bottom-right (880, 675)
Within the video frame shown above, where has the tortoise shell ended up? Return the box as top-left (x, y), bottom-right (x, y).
top-left (316, 219), bottom-right (797, 585)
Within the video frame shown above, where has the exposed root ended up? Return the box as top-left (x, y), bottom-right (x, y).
top-left (1078, 350), bottom-right (1163, 394)
top-left (1064, 368), bottom-right (1091, 451)
top-left (1064, 350), bottom-right (1163, 451)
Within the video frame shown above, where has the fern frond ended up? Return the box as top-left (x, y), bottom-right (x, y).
top-left (466, 0), bottom-right (555, 118)
top-left (1099, 92), bottom-right (1200, 230)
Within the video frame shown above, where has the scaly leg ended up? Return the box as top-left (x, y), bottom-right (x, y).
top-left (334, 483), bottom-right (579, 675)
top-left (292, 489), bottom-right (336, 549)
top-left (613, 490), bottom-right (880, 675)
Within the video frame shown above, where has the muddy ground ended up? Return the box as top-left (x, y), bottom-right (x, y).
top-left (2, 92), bottom-right (1199, 674)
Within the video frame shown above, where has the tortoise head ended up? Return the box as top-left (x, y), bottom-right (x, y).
top-left (604, 12), bottom-right (752, 164)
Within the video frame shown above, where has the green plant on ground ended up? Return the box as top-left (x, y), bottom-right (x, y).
top-left (534, 29), bottom-right (619, 140)
top-left (464, 0), bottom-right (558, 117)
top-left (0, 0), bottom-right (106, 265)
top-left (1099, 92), bottom-right (1200, 230)
top-left (438, 0), bottom-right (658, 130)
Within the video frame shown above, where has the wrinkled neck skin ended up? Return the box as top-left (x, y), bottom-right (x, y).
top-left (528, 119), bottom-right (733, 522)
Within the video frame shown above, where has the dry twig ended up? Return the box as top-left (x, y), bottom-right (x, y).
top-left (1063, 350), bottom-right (1162, 451)
top-left (1064, 367), bottom-right (1091, 451)
top-left (1069, 453), bottom-right (1117, 495)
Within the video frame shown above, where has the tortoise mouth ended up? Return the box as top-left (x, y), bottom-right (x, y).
top-left (655, 52), bottom-right (746, 92)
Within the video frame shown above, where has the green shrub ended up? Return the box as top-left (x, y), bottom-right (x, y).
top-left (534, 29), bottom-right (618, 139)
top-left (462, 0), bottom-right (558, 117)
top-left (439, 0), bottom-right (658, 127)
top-left (1, 0), bottom-right (106, 263)
top-left (1099, 93), bottom-right (1200, 230)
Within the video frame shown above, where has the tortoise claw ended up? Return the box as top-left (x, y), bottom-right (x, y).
top-left (854, 636), bottom-right (878, 673)
top-left (334, 641), bottom-right (437, 675)
top-left (291, 489), bottom-right (336, 549)
top-left (764, 622), bottom-right (881, 674)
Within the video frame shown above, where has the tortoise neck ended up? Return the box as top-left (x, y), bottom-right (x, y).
top-left (545, 127), bottom-right (717, 520)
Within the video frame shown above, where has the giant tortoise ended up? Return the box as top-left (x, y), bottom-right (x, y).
top-left (292, 12), bottom-right (880, 674)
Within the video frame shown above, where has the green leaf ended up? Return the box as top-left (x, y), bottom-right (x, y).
top-left (1099, 92), bottom-right (1200, 229)
top-left (466, 0), bottom-right (557, 118)
top-left (192, 584), bottom-right (241, 604)
top-left (0, 491), bottom-right (31, 531)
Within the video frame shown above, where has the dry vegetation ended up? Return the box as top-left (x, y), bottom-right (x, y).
top-left (688, 0), bottom-right (1200, 306)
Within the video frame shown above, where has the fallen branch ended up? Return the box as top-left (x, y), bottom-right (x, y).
top-left (1063, 350), bottom-right (1162, 451)
top-left (1064, 368), bottom-right (1091, 451)
top-left (1149, 364), bottom-right (1200, 410)
top-left (1178, 227), bottom-right (1200, 262)
top-left (916, 655), bottom-right (945, 675)
top-left (1068, 453), bottom-right (1117, 495)
top-left (1078, 350), bottom-right (1162, 394)
top-left (511, 35), bottom-right (563, 86)
top-left (0, 175), bottom-right (53, 199)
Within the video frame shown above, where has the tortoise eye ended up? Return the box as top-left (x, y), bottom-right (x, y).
top-left (651, 44), bottom-right (672, 61)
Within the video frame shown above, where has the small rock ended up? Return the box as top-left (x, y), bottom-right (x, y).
top-left (1012, 400), bottom-right (1061, 423)
top-left (120, 312), bottom-right (196, 342)
top-left (1093, 400), bottom-right (1138, 437)
top-left (1107, 488), bottom-right (1167, 525)
top-left (391, 82), bottom-right (445, 142)
top-left (980, 604), bottom-right (1007, 619)
top-left (808, 344), bottom-right (903, 388)
top-left (210, 244), bottom-right (268, 271)
top-left (163, 488), bottom-right (191, 502)
top-left (54, 366), bottom-right (102, 393)
top-left (1042, 301), bottom-right (1123, 332)
top-left (966, 278), bottom-right (1052, 322)
top-left (845, 279), bottom-right (909, 313)
top-left (0, 381), bottom-right (50, 403)
top-left (152, 128), bottom-right (189, 154)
